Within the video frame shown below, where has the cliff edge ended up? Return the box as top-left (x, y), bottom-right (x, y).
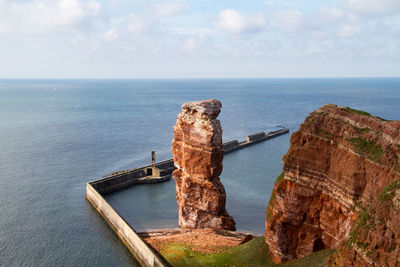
top-left (265, 104), bottom-right (400, 266)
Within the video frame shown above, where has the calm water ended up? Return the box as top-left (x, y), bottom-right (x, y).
top-left (1, 78), bottom-right (399, 266)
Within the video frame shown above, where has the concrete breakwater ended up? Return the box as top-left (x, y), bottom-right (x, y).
top-left (222, 128), bottom-right (289, 153)
top-left (91, 128), bottom-right (289, 195)
top-left (86, 183), bottom-right (169, 267)
top-left (90, 159), bottom-right (174, 195)
top-left (86, 128), bottom-right (288, 266)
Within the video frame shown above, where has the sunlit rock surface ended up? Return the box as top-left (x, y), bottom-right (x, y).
top-left (172, 99), bottom-right (235, 230)
top-left (265, 104), bottom-right (400, 266)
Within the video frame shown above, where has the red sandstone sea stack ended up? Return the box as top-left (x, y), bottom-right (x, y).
top-left (171, 99), bottom-right (235, 230)
top-left (265, 104), bottom-right (400, 266)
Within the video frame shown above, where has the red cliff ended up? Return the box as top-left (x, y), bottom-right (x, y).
top-left (265, 104), bottom-right (400, 266)
top-left (172, 99), bottom-right (235, 230)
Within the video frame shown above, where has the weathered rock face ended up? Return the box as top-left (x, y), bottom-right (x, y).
top-left (265, 104), bottom-right (400, 266)
top-left (172, 99), bottom-right (235, 230)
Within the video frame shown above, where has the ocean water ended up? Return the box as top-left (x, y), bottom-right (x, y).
top-left (1, 78), bottom-right (399, 266)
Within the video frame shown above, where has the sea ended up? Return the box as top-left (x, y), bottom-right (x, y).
top-left (1, 78), bottom-right (399, 266)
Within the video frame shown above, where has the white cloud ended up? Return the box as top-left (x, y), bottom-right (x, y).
top-left (103, 29), bottom-right (119, 41)
top-left (0, 0), bottom-right (101, 35)
top-left (183, 32), bottom-right (207, 51)
top-left (316, 6), bottom-right (345, 24)
top-left (155, 2), bottom-right (186, 17)
top-left (273, 10), bottom-right (304, 32)
top-left (310, 31), bottom-right (327, 40)
top-left (337, 24), bottom-right (360, 38)
top-left (338, 0), bottom-right (400, 16)
top-left (127, 14), bottom-right (161, 36)
top-left (128, 16), bottom-right (146, 34)
top-left (216, 9), bottom-right (266, 34)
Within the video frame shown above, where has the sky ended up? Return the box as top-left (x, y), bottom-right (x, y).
top-left (0, 0), bottom-right (399, 78)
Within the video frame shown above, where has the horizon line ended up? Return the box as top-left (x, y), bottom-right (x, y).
top-left (0, 76), bottom-right (400, 80)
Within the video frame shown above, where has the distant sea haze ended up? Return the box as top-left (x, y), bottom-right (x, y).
top-left (0, 78), bottom-right (399, 266)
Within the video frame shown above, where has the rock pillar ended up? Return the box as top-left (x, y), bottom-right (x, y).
top-left (172, 99), bottom-right (235, 230)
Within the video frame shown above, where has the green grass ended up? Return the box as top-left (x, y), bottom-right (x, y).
top-left (161, 236), bottom-right (275, 267)
top-left (275, 172), bottom-right (285, 185)
top-left (161, 236), bottom-right (335, 267)
top-left (318, 129), bottom-right (334, 139)
top-left (282, 249), bottom-right (336, 267)
top-left (379, 179), bottom-right (400, 201)
top-left (266, 173), bottom-right (285, 221)
top-left (356, 241), bottom-right (369, 250)
top-left (345, 107), bottom-right (372, 117)
top-left (359, 127), bottom-right (371, 134)
top-left (347, 209), bottom-right (374, 246)
top-left (347, 137), bottom-right (383, 162)
top-left (266, 192), bottom-right (276, 221)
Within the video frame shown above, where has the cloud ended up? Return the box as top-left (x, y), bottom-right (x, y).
top-left (338, 0), bottom-right (400, 16)
top-left (183, 32), bottom-right (208, 51)
top-left (316, 6), bottom-right (345, 24)
top-left (216, 9), bottom-right (266, 34)
top-left (273, 10), bottom-right (304, 32)
top-left (127, 14), bottom-right (162, 36)
top-left (337, 24), bottom-right (360, 38)
top-left (0, 0), bottom-right (101, 35)
top-left (103, 29), bottom-right (119, 42)
top-left (310, 31), bottom-right (327, 40)
top-left (154, 2), bottom-right (186, 17)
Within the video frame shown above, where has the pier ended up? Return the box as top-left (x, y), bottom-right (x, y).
top-left (86, 128), bottom-right (289, 266)
top-left (89, 128), bottom-right (288, 195)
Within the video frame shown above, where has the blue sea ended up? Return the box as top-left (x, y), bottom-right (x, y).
top-left (1, 78), bottom-right (399, 266)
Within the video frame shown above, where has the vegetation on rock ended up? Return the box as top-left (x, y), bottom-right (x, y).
top-left (379, 179), bottom-right (400, 201)
top-left (345, 107), bottom-right (372, 117)
top-left (347, 137), bottom-right (383, 162)
top-left (265, 104), bottom-right (400, 265)
top-left (160, 236), bottom-right (335, 267)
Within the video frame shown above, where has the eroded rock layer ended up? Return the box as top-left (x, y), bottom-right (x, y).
top-left (172, 99), bottom-right (235, 230)
top-left (265, 104), bottom-right (400, 266)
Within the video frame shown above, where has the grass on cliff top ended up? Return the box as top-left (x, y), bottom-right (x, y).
top-left (345, 107), bottom-right (372, 117)
top-left (160, 236), bottom-right (335, 267)
top-left (161, 236), bottom-right (274, 266)
top-left (345, 107), bottom-right (392, 121)
top-left (347, 137), bottom-right (383, 162)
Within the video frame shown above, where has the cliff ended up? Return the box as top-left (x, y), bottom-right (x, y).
top-left (172, 99), bottom-right (235, 230)
top-left (265, 104), bottom-right (400, 266)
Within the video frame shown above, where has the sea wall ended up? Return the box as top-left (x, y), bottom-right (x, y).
top-left (91, 159), bottom-right (174, 194)
top-left (86, 128), bottom-right (289, 265)
top-left (223, 128), bottom-right (289, 153)
top-left (247, 132), bottom-right (265, 142)
top-left (92, 128), bottom-right (289, 195)
top-left (86, 183), bottom-right (168, 267)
